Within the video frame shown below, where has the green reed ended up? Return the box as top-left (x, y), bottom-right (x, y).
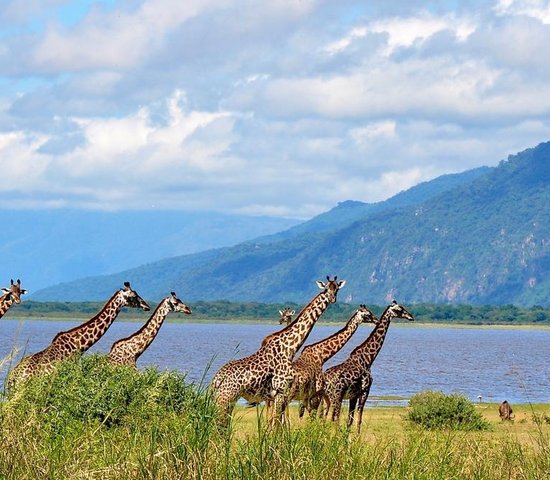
top-left (0, 355), bottom-right (548, 480)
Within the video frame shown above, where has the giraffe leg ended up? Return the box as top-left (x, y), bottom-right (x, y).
top-left (309, 392), bottom-right (321, 417)
top-left (320, 392), bottom-right (330, 420)
top-left (356, 382), bottom-right (372, 434)
top-left (270, 394), bottom-right (287, 427)
top-left (331, 392), bottom-right (345, 423)
top-left (347, 395), bottom-right (358, 429)
top-left (215, 399), bottom-right (236, 432)
top-left (265, 399), bottom-right (273, 421)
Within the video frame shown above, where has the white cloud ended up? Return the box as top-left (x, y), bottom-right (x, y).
top-left (1, 1), bottom-right (550, 218)
top-left (350, 121), bottom-right (396, 146)
top-left (495, 0), bottom-right (550, 23)
top-left (0, 131), bottom-right (50, 188)
top-left (325, 11), bottom-right (476, 56)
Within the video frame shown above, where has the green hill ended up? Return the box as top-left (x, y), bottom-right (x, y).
top-left (32, 143), bottom-right (549, 306)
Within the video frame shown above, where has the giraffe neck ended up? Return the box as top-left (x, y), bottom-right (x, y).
top-left (53, 290), bottom-right (126, 352)
top-left (301, 311), bottom-right (363, 364)
top-left (349, 310), bottom-right (392, 366)
top-left (265, 290), bottom-right (332, 359)
top-left (0, 294), bottom-right (13, 319)
top-left (111, 298), bottom-right (171, 359)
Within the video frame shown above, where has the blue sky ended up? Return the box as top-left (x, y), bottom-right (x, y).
top-left (1, 0), bottom-right (550, 218)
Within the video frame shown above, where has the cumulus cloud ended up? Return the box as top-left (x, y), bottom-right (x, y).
top-left (495, 0), bottom-right (550, 23)
top-left (1, 1), bottom-right (550, 218)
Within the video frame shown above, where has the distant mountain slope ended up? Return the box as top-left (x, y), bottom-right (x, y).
top-left (258, 166), bottom-right (492, 242)
top-left (0, 210), bottom-right (301, 292)
top-left (32, 142), bottom-right (549, 306)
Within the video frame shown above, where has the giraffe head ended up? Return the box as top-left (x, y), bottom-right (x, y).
top-left (278, 307), bottom-right (295, 325)
top-left (315, 276), bottom-right (346, 303)
top-left (121, 282), bottom-right (150, 311)
top-left (167, 291), bottom-right (192, 315)
top-left (356, 304), bottom-right (378, 325)
top-left (1, 279), bottom-right (27, 304)
top-left (385, 300), bottom-right (414, 321)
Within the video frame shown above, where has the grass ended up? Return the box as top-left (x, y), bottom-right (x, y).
top-left (0, 355), bottom-right (548, 480)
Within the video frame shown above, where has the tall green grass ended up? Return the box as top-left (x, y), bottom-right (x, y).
top-left (0, 355), bottom-right (548, 479)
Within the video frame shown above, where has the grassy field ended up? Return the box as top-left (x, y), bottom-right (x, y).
top-left (0, 356), bottom-right (548, 480)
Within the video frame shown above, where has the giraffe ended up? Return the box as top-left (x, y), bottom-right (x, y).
top-left (210, 276), bottom-right (346, 429)
top-left (278, 307), bottom-right (295, 325)
top-left (8, 282), bottom-right (150, 388)
top-left (258, 307), bottom-right (295, 349)
top-left (246, 307), bottom-right (297, 409)
top-left (289, 304), bottom-right (378, 419)
top-left (108, 291), bottom-right (191, 367)
top-left (322, 301), bottom-right (414, 432)
top-left (0, 279), bottom-right (27, 319)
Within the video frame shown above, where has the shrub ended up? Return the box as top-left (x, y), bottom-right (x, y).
top-left (406, 390), bottom-right (490, 431)
top-left (2, 353), bottom-right (216, 433)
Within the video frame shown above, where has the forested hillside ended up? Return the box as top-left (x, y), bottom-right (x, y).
top-left (32, 143), bottom-right (550, 306)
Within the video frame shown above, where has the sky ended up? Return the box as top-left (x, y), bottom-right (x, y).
top-left (1, 0), bottom-right (550, 219)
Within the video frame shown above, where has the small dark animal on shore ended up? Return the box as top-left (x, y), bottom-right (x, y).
top-left (499, 400), bottom-right (513, 421)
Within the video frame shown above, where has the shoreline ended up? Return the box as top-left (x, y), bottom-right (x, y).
top-left (4, 315), bottom-right (550, 330)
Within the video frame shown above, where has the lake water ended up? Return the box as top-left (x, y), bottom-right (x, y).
top-left (1, 318), bottom-right (548, 405)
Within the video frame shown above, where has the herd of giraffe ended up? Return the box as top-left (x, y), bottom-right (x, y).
top-left (1, 276), bottom-right (414, 432)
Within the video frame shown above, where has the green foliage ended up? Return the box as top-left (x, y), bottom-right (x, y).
top-left (407, 391), bottom-right (490, 431)
top-left (10, 300), bottom-right (550, 324)
top-left (2, 354), bottom-right (214, 433)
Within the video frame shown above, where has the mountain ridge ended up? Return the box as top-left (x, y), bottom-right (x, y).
top-left (31, 144), bottom-right (547, 305)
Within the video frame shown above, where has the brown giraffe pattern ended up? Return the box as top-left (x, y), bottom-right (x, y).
top-left (210, 276), bottom-right (346, 428)
top-left (8, 282), bottom-right (150, 388)
top-left (0, 279), bottom-right (27, 319)
top-left (289, 304), bottom-right (378, 418)
top-left (108, 291), bottom-right (191, 367)
top-left (322, 301), bottom-right (414, 432)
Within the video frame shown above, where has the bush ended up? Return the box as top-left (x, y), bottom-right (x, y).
top-left (406, 390), bottom-right (490, 431)
top-left (2, 353), bottom-right (215, 432)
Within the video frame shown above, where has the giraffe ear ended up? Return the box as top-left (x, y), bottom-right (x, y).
top-left (170, 291), bottom-right (177, 297)
top-left (291, 310), bottom-right (295, 315)
top-left (338, 280), bottom-right (346, 288)
top-left (21, 289), bottom-right (28, 294)
top-left (123, 281), bottom-right (131, 289)
top-left (316, 280), bottom-right (326, 289)
top-left (1, 288), bottom-right (9, 293)
top-left (279, 310), bottom-right (283, 315)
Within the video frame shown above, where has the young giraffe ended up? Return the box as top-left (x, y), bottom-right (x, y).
top-left (258, 307), bottom-right (295, 349)
top-left (0, 279), bottom-right (27, 319)
top-left (289, 304), bottom-right (378, 419)
top-left (322, 301), bottom-right (414, 432)
top-left (278, 307), bottom-right (295, 325)
top-left (8, 282), bottom-right (150, 388)
top-left (211, 276), bottom-right (346, 428)
top-left (108, 291), bottom-right (191, 367)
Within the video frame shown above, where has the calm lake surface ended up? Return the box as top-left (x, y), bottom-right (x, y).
top-left (1, 318), bottom-right (548, 405)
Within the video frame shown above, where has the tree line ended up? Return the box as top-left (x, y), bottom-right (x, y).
top-left (9, 300), bottom-right (550, 325)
